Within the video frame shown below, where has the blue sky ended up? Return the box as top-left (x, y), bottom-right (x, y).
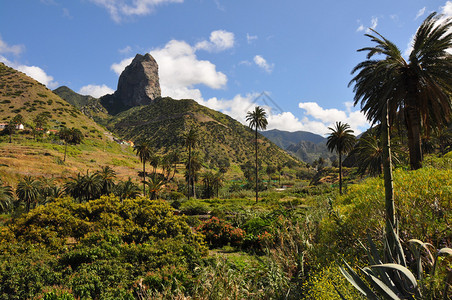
top-left (1, 0), bottom-right (451, 135)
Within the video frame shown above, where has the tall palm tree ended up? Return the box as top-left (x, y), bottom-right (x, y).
top-left (183, 127), bottom-right (200, 200)
top-left (246, 106), bottom-right (268, 203)
top-left (184, 150), bottom-right (202, 199)
top-left (326, 122), bottom-right (356, 195)
top-left (134, 141), bottom-right (152, 197)
top-left (16, 176), bottom-right (41, 212)
top-left (350, 13), bottom-right (452, 170)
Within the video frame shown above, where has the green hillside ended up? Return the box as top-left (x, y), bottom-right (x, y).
top-left (107, 97), bottom-right (302, 168)
top-left (0, 63), bottom-right (107, 139)
top-left (0, 63), bottom-right (140, 184)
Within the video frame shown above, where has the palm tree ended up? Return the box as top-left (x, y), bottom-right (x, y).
top-left (145, 177), bottom-right (164, 200)
top-left (246, 106), bottom-right (268, 203)
top-left (79, 171), bottom-right (102, 201)
top-left (64, 173), bottom-right (84, 202)
top-left (134, 141), bottom-right (153, 197)
top-left (349, 13), bottom-right (452, 170)
top-left (183, 127), bottom-right (200, 200)
top-left (96, 166), bottom-right (116, 195)
top-left (326, 122), bottom-right (356, 195)
top-left (351, 127), bottom-right (403, 177)
top-left (212, 171), bottom-right (224, 198)
top-left (184, 150), bottom-right (202, 199)
top-left (16, 176), bottom-right (41, 212)
top-left (114, 177), bottom-right (141, 201)
top-left (149, 154), bottom-right (160, 178)
top-left (0, 180), bottom-right (14, 213)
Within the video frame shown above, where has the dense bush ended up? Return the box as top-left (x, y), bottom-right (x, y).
top-left (0, 195), bottom-right (207, 299)
top-left (196, 217), bottom-right (245, 248)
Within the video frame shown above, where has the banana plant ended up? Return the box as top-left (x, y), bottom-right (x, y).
top-left (338, 221), bottom-right (452, 299)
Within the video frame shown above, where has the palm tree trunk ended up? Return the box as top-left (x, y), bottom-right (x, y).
top-left (339, 152), bottom-right (342, 195)
top-left (142, 161), bottom-right (146, 197)
top-left (382, 101), bottom-right (395, 232)
top-left (255, 127), bottom-right (258, 203)
top-left (188, 145), bottom-right (191, 200)
top-left (405, 104), bottom-right (423, 170)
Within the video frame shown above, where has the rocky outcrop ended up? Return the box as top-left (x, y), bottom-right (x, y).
top-left (101, 53), bottom-right (161, 114)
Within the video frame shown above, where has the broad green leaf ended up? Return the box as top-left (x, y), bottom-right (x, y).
top-left (370, 263), bottom-right (418, 290)
top-left (339, 261), bottom-right (378, 299)
top-left (363, 268), bottom-right (402, 300)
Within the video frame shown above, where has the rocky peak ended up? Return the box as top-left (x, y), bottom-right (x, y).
top-left (100, 53), bottom-right (161, 114)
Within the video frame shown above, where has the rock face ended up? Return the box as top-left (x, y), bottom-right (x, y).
top-left (101, 53), bottom-right (161, 114)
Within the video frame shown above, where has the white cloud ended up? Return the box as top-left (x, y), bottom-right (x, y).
top-left (119, 45), bottom-right (132, 54)
top-left (356, 17), bottom-right (378, 33)
top-left (441, 1), bottom-right (452, 16)
top-left (415, 7), bottom-right (426, 19)
top-left (89, 0), bottom-right (184, 22)
top-left (367, 17), bottom-right (378, 33)
top-left (195, 30), bottom-right (235, 52)
top-left (298, 101), bottom-right (370, 135)
top-left (111, 31), bottom-right (229, 100)
top-left (111, 57), bottom-right (133, 75)
top-left (0, 35), bottom-right (24, 55)
top-left (253, 55), bottom-right (274, 73)
top-left (150, 39), bottom-right (227, 95)
top-left (17, 65), bottom-right (58, 89)
top-left (1, 55), bottom-right (59, 89)
top-left (78, 84), bottom-right (114, 98)
top-left (247, 33), bottom-right (258, 44)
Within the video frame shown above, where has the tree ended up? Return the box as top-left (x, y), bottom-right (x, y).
top-left (326, 122), bottom-right (355, 195)
top-left (58, 127), bottom-right (83, 162)
top-left (7, 114), bottom-right (24, 143)
top-left (0, 180), bottom-right (14, 213)
top-left (16, 176), bottom-right (41, 212)
top-left (149, 154), bottom-right (160, 178)
top-left (145, 177), bottom-right (164, 200)
top-left (246, 106), bottom-right (268, 203)
top-left (183, 127), bottom-right (200, 200)
top-left (114, 177), bottom-right (140, 201)
top-left (349, 13), bottom-right (452, 170)
top-left (184, 150), bottom-right (202, 199)
top-left (32, 112), bottom-right (49, 141)
top-left (134, 141), bottom-right (153, 197)
top-left (212, 171), bottom-right (224, 198)
top-left (351, 127), bottom-right (403, 177)
top-left (95, 166), bottom-right (116, 195)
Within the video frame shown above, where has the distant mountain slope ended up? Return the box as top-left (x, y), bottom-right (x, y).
top-left (53, 86), bottom-right (96, 108)
top-left (261, 129), bottom-right (326, 149)
top-left (108, 97), bottom-right (301, 168)
top-left (261, 129), bottom-right (333, 164)
top-left (53, 86), bottom-right (112, 126)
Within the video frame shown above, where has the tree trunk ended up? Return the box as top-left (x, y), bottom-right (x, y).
top-left (255, 127), bottom-right (258, 203)
top-left (188, 146), bottom-right (191, 200)
top-left (405, 104), bottom-right (423, 170)
top-left (382, 101), bottom-right (396, 232)
top-left (142, 161), bottom-right (146, 197)
top-left (339, 152), bottom-right (342, 195)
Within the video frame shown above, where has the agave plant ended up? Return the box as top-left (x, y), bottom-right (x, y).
top-left (337, 222), bottom-right (452, 299)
